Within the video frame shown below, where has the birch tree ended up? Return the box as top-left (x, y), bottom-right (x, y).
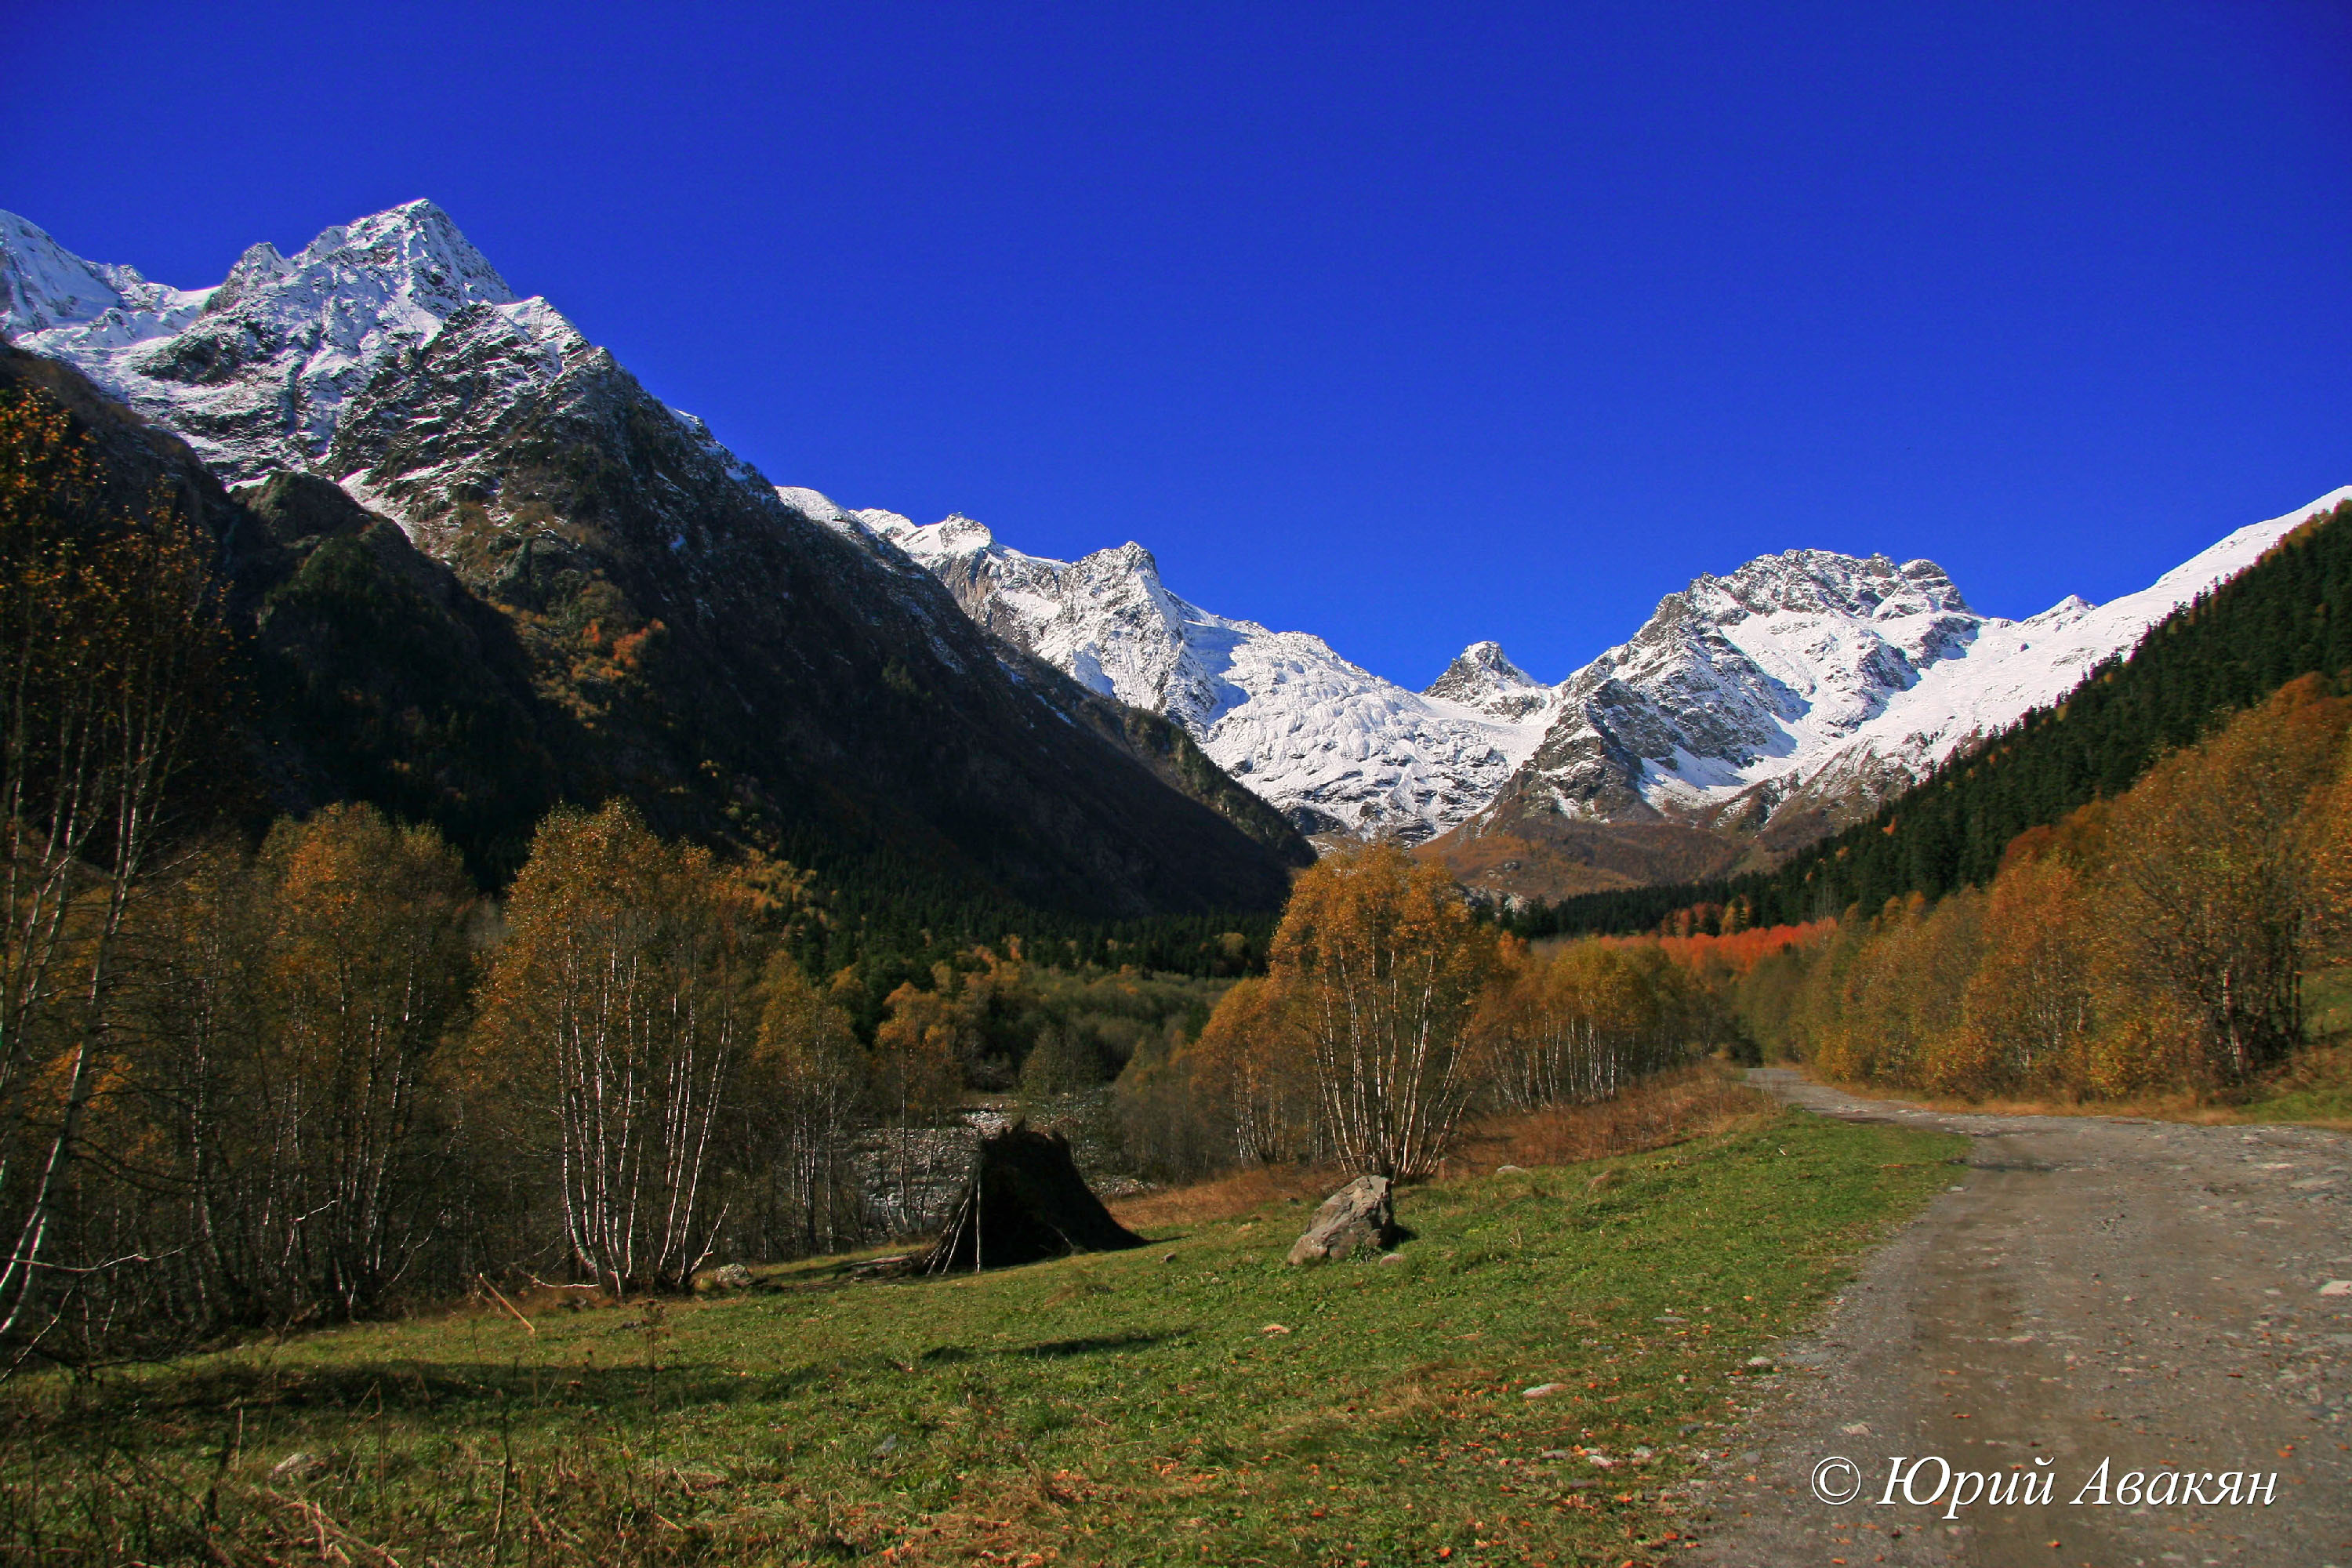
top-left (1185, 975), bottom-right (1318, 1163)
top-left (0, 392), bottom-right (225, 1356)
top-left (249, 805), bottom-right (474, 1316)
top-left (474, 802), bottom-right (756, 1294)
top-left (1266, 844), bottom-right (1497, 1178)
top-left (92, 810), bottom-right (475, 1330)
top-left (1476, 939), bottom-right (1659, 1110)
top-left (746, 956), bottom-right (868, 1255)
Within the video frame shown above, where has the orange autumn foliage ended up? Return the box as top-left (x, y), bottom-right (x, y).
top-left (1753, 677), bottom-right (2352, 1099)
top-left (1623, 920), bottom-right (1836, 977)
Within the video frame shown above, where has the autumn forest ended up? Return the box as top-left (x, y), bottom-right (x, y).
top-left (8, 376), bottom-right (2352, 1382)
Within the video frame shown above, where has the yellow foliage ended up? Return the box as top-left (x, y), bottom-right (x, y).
top-left (1767, 677), bottom-right (2352, 1101)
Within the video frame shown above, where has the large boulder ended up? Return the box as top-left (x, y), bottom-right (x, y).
top-left (1287, 1174), bottom-right (1398, 1265)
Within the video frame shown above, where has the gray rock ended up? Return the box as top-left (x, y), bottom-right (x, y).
top-left (1286, 1174), bottom-right (1397, 1265)
top-left (708, 1262), bottom-right (753, 1290)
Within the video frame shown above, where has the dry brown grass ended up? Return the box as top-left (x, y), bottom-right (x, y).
top-left (1819, 1078), bottom-right (2245, 1123)
top-left (1444, 1061), bottom-right (1777, 1175)
top-left (1810, 1047), bottom-right (2352, 1130)
top-left (1108, 1063), bottom-right (1775, 1233)
top-left (1105, 1160), bottom-right (1340, 1230)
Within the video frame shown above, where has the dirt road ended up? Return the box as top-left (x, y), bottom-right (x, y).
top-left (1681, 1069), bottom-right (2350, 1567)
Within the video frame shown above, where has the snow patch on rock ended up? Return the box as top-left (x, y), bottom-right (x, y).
top-left (1471, 492), bottom-right (2352, 841)
top-left (802, 496), bottom-right (1550, 840)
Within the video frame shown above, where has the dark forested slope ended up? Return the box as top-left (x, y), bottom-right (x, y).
top-left (1, 343), bottom-right (1308, 919)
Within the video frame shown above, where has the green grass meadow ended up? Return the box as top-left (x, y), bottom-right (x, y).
top-left (2231, 962), bottom-right (2352, 1125)
top-left (0, 1108), bottom-right (1961, 1566)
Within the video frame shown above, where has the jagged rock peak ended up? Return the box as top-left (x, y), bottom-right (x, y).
top-left (1445, 489), bottom-right (2352, 905)
top-left (194, 198), bottom-right (518, 325)
top-left (1686, 548), bottom-right (1973, 624)
top-left (815, 501), bottom-right (1555, 842)
top-left (1425, 640), bottom-right (1550, 720)
top-left (929, 513), bottom-right (1004, 552)
top-left (0, 200), bottom-right (528, 482)
top-left (1099, 537), bottom-right (1153, 560)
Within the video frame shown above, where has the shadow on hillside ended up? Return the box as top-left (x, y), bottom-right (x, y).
top-left (1017, 1331), bottom-right (1171, 1358)
top-left (13, 1327), bottom-right (1192, 1439)
top-left (11, 1358), bottom-right (817, 1436)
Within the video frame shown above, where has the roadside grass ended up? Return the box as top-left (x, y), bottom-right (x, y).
top-left (1796, 1073), bottom-right (2352, 1131)
top-left (2259, 963), bottom-right (2352, 1125)
top-left (2239, 1035), bottom-right (2352, 1127)
top-left (1447, 1066), bottom-right (1775, 1174)
top-left (0, 1102), bottom-right (1960, 1566)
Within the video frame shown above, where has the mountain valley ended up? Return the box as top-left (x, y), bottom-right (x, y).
top-left (5, 198), bottom-right (2343, 909)
top-left (806, 480), bottom-right (2352, 899)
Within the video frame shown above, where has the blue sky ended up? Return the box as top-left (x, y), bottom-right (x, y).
top-left (9, 2), bottom-right (2349, 686)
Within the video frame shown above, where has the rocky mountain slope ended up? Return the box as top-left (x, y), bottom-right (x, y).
top-left (13, 201), bottom-right (2335, 906)
top-left (1437, 492), bottom-right (2352, 900)
top-left (0, 205), bottom-right (1307, 914)
top-left (802, 498), bottom-right (1552, 840)
top-left (797, 477), bottom-right (2347, 892)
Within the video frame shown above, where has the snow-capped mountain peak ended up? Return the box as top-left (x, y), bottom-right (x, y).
top-left (2, 201), bottom-right (526, 482)
top-left (812, 484), bottom-right (2352, 861)
top-left (8, 201), bottom-right (2343, 886)
top-left (808, 499), bottom-right (1246, 731)
top-left (806, 493), bottom-right (1550, 839)
top-left (1425, 640), bottom-right (1549, 720)
top-left (1687, 549), bottom-right (1970, 626)
top-left (2021, 593), bottom-right (2095, 630)
top-left (1455, 487), bottom-right (2352, 884)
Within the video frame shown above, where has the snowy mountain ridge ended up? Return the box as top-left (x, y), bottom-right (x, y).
top-left (2, 202), bottom-right (535, 483)
top-left (1449, 488), bottom-right (2352, 892)
top-left (808, 486), bottom-right (2352, 867)
top-left (790, 494), bottom-right (1555, 840)
top-left (5, 200), bottom-right (2343, 880)
top-left (0, 202), bottom-right (764, 531)
top-left (0, 201), bottom-right (1312, 913)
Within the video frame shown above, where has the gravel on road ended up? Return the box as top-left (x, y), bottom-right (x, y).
top-left (1679, 1069), bottom-right (2350, 1568)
